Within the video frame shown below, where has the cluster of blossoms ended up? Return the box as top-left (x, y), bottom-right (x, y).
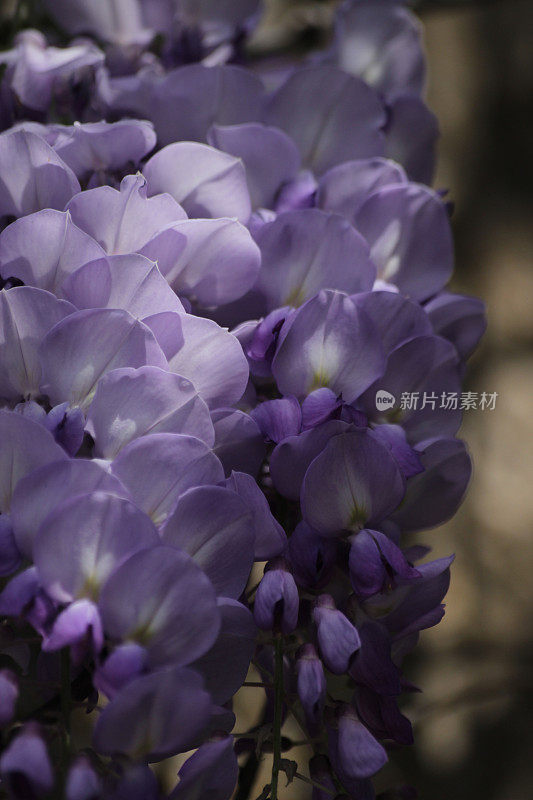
top-left (0, 1), bottom-right (486, 798)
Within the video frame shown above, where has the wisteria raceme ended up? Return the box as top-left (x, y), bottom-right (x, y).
top-left (0, 1), bottom-right (486, 798)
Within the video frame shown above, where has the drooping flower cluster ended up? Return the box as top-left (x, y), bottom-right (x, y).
top-left (0, 1), bottom-right (486, 798)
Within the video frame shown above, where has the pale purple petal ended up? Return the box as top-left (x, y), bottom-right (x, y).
top-left (111, 433), bottom-right (224, 526)
top-left (39, 307), bottom-right (167, 410)
top-left (0, 209), bottom-right (105, 293)
top-left (355, 183), bottom-right (453, 301)
top-left (61, 253), bottom-right (184, 319)
top-left (66, 173), bottom-right (186, 255)
top-left (143, 142), bottom-right (251, 223)
top-left (316, 158), bottom-right (407, 223)
top-left (33, 491), bottom-right (159, 603)
top-left (0, 130), bottom-right (80, 218)
top-left (141, 217), bottom-right (261, 306)
top-left (335, 1), bottom-right (425, 96)
top-left (0, 410), bottom-right (67, 513)
top-left (208, 123), bottom-right (300, 209)
top-left (145, 312), bottom-right (249, 409)
top-left (301, 428), bottom-right (405, 535)
top-left (254, 210), bottom-right (376, 309)
top-left (52, 119), bottom-right (156, 179)
top-left (98, 546), bottom-right (220, 667)
top-left (272, 290), bottom-right (384, 403)
top-left (266, 66), bottom-right (386, 175)
top-left (0, 286), bottom-right (74, 401)
top-left (11, 458), bottom-right (126, 559)
top-left (86, 366), bottom-right (214, 459)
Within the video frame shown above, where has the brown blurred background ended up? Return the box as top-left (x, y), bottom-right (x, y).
top-left (247, 1), bottom-right (533, 797)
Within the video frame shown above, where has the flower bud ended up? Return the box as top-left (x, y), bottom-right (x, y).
top-left (254, 560), bottom-right (299, 635)
top-left (0, 670), bottom-right (18, 727)
top-left (328, 705), bottom-right (387, 782)
top-left (297, 644), bottom-right (326, 730)
top-left (0, 724), bottom-right (54, 798)
top-left (66, 756), bottom-right (101, 800)
top-left (313, 595), bottom-right (360, 674)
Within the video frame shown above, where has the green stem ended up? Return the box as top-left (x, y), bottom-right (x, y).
top-left (270, 636), bottom-right (284, 800)
top-left (60, 648), bottom-right (71, 759)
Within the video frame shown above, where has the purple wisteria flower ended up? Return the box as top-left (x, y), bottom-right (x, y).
top-left (0, 2), bottom-right (486, 798)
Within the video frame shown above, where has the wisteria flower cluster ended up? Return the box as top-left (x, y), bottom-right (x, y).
top-left (0, 1), bottom-right (486, 798)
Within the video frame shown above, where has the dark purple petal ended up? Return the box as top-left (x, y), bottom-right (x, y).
top-left (350, 291), bottom-right (432, 355)
top-left (266, 66), bottom-right (386, 175)
top-left (212, 409), bottom-right (265, 478)
top-left (301, 429), bottom-right (405, 535)
top-left (371, 424), bottom-right (424, 480)
top-left (270, 419), bottom-right (350, 501)
top-left (192, 598), bottom-right (256, 705)
top-left (0, 724), bottom-right (54, 797)
top-left (356, 688), bottom-right (413, 745)
top-left (251, 396), bottom-right (302, 444)
top-left (225, 471), bottom-right (286, 560)
top-left (0, 670), bottom-right (18, 727)
top-left (0, 516), bottom-right (22, 577)
top-left (287, 521), bottom-right (337, 591)
top-left (424, 291), bottom-right (487, 362)
top-left (93, 666), bottom-right (211, 761)
top-left (385, 95), bottom-right (439, 185)
top-left (94, 643), bottom-right (148, 699)
top-left (162, 485), bottom-right (254, 598)
top-left (45, 402), bottom-right (85, 456)
top-left (390, 438), bottom-right (471, 532)
top-left (170, 735), bottom-right (238, 800)
top-left (349, 622), bottom-right (401, 696)
top-left (66, 756), bottom-right (101, 800)
top-left (301, 388), bottom-right (341, 430)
